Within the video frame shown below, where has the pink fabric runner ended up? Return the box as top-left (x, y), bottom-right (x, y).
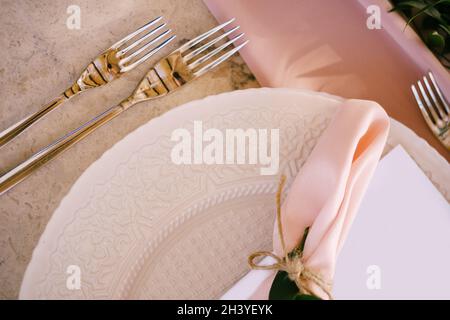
top-left (204, 0), bottom-right (450, 160)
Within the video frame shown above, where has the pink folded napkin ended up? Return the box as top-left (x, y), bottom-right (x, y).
top-left (226, 99), bottom-right (390, 299)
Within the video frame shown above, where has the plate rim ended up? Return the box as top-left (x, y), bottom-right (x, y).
top-left (19, 87), bottom-right (449, 298)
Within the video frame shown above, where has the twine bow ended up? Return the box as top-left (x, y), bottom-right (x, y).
top-left (248, 175), bottom-right (333, 299)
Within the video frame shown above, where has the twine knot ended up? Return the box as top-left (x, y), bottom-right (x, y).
top-left (248, 175), bottom-right (333, 299)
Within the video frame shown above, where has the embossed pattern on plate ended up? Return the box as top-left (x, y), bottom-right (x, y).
top-left (19, 88), bottom-right (449, 299)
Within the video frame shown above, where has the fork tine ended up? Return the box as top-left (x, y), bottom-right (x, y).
top-left (188, 33), bottom-right (245, 70)
top-left (428, 71), bottom-right (450, 115)
top-left (111, 16), bottom-right (163, 49)
top-left (120, 34), bottom-right (176, 72)
top-left (178, 18), bottom-right (235, 53)
top-left (116, 23), bottom-right (167, 57)
top-left (183, 26), bottom-right (240, 62)
top-left (423, 76), bottom-right (447, 121)
top-left (119, 29), bottom-right (172, 66)
top-left (412, 84), bottom-right (437, 129)
top-left (417, 80), bottom-right (440, 124)
top-left (194, 40), bottom-right (249, 77)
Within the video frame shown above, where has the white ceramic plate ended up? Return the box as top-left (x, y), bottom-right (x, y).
top-left (20, 88), bottom-right (449, 299)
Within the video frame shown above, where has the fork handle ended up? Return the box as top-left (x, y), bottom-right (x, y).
top-left (0, 94), bottom-right (68, 148)
top-left (0, 104), bottom-right (125, 195)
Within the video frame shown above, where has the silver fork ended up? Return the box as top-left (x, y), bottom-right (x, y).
top-left (0, 18), bottom-right (248, 195)
top-left (0, 16), bottom-right (175, 147)
top-left (411, 71), bottom-right (450, 150)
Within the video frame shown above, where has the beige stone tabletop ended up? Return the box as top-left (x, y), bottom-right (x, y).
top-left (0, 0), bottom-right (258, 299)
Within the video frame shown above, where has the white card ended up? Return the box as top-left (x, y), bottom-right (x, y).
top-left (333, 145), bottom-right (450, 299)
top-left (222, 145), bottom-right (450, 299)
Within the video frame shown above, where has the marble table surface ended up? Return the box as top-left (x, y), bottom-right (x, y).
top-left (0, 0), bottom-right (258, 299)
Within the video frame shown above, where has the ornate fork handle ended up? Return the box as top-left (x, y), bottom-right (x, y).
top-left (0, 51), bottom-right (191, 195)
top-left (0, 104), bottom-right (124, 194)
top-left (0, 51), bottom-right (118, 148)
top-left (0, 16), bottom-right (174, 148)
top-left (0, 95), bottom-right (67, 147)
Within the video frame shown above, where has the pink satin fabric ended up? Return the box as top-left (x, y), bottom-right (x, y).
top-left (251, 99), bottom-right (390, 299)
top-left (203, 0), bottom-right (450, 160)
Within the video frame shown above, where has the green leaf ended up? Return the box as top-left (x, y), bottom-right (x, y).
top-left (439, 23), bottom-right (450, 35)
top-left (269, 271), bottom-right (299, 300)
top-left (299, 227), bottom-right (310, 251)
top-left (289, 226), bottom-right (310, 259)
top-left (391, 0), bottom-right (442, 20)
top-left (405, 0), bottom-right (450, 28)
top-left (268, 270), bottom-right (322, 300)
top-left (293, 294), bottom-right (321, 300)
top-left (426, 30), bottom-right (446, 51)
top-left (268, 227), bottom-right (320, 300)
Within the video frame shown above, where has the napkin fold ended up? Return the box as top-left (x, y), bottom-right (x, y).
top-left (231, 99), bottom-right (390, 299)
